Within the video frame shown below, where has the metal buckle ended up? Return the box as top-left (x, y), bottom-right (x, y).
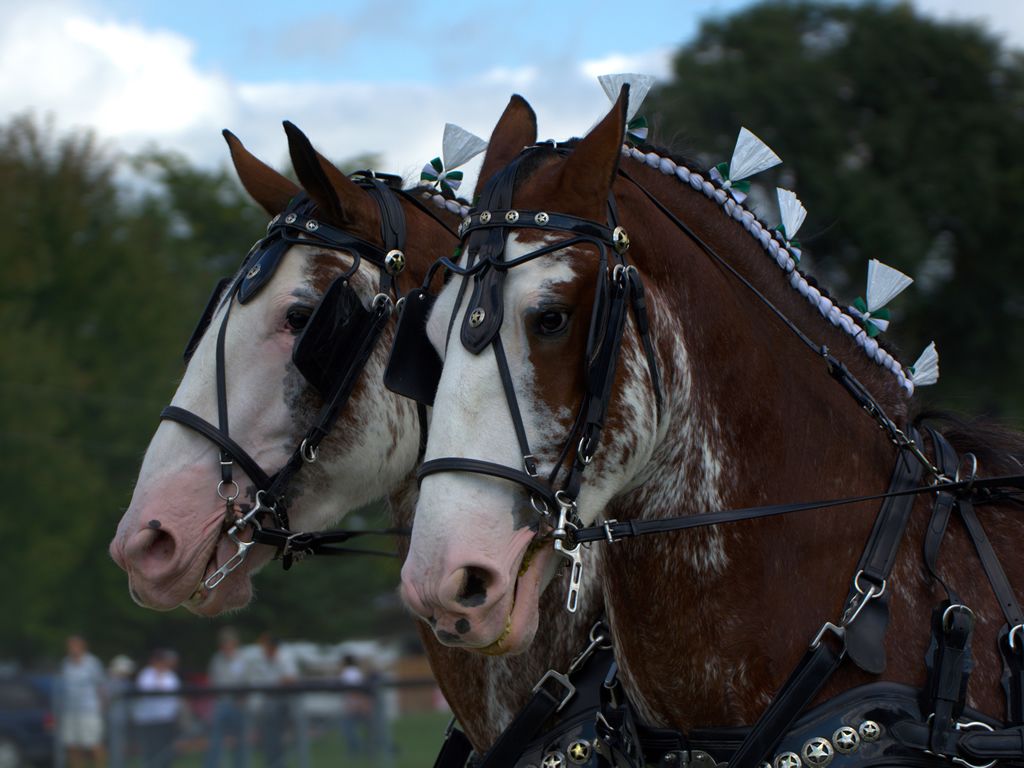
top-left (532, 670), bottom-right (576, 713)
top-left (811, 621), bottom-right (846, 650)
top-left (602, 518), bottom-right (619, 544)
top-left (952, 721), bottom-right (996, 768)
top-left (1009, 623), bottom-right (1023, 651)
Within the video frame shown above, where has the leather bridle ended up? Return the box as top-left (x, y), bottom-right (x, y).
top-left (409, 149), bottom-right (662, 612)
top-left (161, 174), bottom-right (451, 589)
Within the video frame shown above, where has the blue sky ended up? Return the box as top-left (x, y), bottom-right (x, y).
top-left (1, 0), bottom-right (1019, 187)
top-left (95, 0), bottom-right (753, 83)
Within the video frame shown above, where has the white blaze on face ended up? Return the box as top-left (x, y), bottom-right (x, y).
top-left (111, 245), bottom-right (420, 615)
top-left (403, 235), bottom-right (587, 647)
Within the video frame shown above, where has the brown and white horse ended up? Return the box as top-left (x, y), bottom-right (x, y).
top-left (403, 90), bottom-right (1024, 733)
top-left (108, 114), bottom-right (599, 750)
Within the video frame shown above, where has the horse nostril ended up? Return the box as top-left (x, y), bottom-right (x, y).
top-left (456, 566), bottom-right (491, 608)
top-left (143, 528), bottom-right (176, 562)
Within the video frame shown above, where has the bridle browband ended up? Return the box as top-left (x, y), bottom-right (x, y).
top-left (160, 174), bottom-right (452, 589)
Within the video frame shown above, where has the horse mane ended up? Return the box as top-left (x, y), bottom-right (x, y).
top-left (914, 409), bottom-right (1024, 488)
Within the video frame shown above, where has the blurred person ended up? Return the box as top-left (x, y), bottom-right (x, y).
top-left (133, 649), bottom-right (181, 768)
top-left (59, 635), bottom-right (107, 768)
top-left (245, 635), bottom-right (296, 768)
top-left (106, 655), bottom-right (136, 768)
top-left (337, 655), bottom-right (370, 756)
top-left (204, 628), bottom-right (248, 768)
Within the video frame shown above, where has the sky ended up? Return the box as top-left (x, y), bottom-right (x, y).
top-left (1, 0), bottom-right (1022, 189)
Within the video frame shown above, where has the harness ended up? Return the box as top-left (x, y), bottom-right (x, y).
top-left (409, 145), bottom-right (1024, 768)
top-left (162, 173), bottom-right (449, 587)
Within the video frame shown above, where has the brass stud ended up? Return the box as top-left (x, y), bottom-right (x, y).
top-left (612, 225), bottom-right (630, 254)
top-left (541, 752), bottom-right (565, 768)
top-left (567, 740), bottom-right (590, 764)
top-left (384, 249), bottom-right (406, 275)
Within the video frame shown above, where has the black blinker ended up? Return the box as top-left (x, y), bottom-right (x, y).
top-left (238, 236), bottom-right (291, 304)
top-left (183, 276), bottom-right (232, 363)
top-left (383, 288), bottom-right (442, 406)
top-left (292, 276), bottom-right (372, 398)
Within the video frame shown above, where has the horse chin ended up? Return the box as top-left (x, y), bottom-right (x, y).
top-left (475, 544), bottom-right (557, 656)
top-left (183, 534), bottom-right (274, 616)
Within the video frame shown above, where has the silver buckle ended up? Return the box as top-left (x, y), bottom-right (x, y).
top-left (532, 670), bottom-right (576, 712)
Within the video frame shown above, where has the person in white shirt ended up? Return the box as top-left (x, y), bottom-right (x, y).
top-left (204, 628), bottom-right (248, 768)
top-left (133, 649), bottom-right (181, 768)
top-left (59, 635), bottom-right (107, 768)
top-left (245, 635), bottom-right (296, 768)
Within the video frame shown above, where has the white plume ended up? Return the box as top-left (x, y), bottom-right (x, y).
top-left (598, 73), bottom-right (656, 122)
top-left (729, 127), bottom-right (782, 181)
top-left (865, 259), bottom-right (913, 312)
top-left (909, 342), bottom-right (940, 386)
top-left (441, 123), bottom-right (487, 170)
top-left (776, 188), bottom-right (807, 240)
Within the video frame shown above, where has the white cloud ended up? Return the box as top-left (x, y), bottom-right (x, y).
top-left (912, 0), bottom-right (1024, 50)
top-left (0, 2), bottom-right (672, 195)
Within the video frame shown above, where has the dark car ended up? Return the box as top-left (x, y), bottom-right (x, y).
top-left (0, 675), bottom-right (54, 768)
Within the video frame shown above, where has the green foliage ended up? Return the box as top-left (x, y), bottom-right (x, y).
top-left (0, 115), bottom-right (399, 671)
top-left (648, 0), bottom-right (1024, 421)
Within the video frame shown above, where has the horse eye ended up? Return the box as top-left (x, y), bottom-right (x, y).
top-left (534, 309), bottom-right (570, 337)
top-left (286, 306), bottom-right (313, 332)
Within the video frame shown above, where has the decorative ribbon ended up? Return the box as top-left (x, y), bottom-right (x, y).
top-left (421, 157), bottom-right (463, 194)
top-left (849, 296), bottom-right (890, 337)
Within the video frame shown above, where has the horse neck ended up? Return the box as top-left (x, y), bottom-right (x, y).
top-left (619, 156), bottom-right (911, 516)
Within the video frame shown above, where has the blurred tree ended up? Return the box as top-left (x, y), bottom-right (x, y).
top-left (0, 115), bottom-right (401, 669)
top-left (648, 0), bottom-right (1024, 421)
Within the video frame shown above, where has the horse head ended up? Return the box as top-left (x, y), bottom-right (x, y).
top-left (401, 89), bottom-right (660, 653)
top-left (111, 123), bottom-right (457, 615)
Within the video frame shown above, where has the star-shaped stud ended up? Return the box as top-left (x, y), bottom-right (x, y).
top-left (859, 720), bottom-right (881, 742)
top-left (802, 737), bottom-right (833, 767)
top-left (542, 751), bottom-right (565, 768)
top-left (568, 740), bottom-right (591, 764)
top-left (833, 727), bottom-right (860, 753)
top-left (775, 752), bottom-right (802, 768)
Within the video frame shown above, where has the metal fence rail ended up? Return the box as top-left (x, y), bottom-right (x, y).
top-left (55, 678), bottom-right (446, 768)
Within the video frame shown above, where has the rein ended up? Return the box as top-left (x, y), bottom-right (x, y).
top-left (161, 175), bottom-right (452, 588)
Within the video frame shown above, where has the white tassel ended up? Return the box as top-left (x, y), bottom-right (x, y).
top-left (598, 73), bottom-right (655, 122)
top-left (909, 342), bottom-right (940, 386)
top-left (441, 123), bottom-right (487, 170)
top-left (865, 259), bottom-right (913, 312)
top-left (728, 127), bottom-right (782, 182)
top-left (776, 188), bottom-right (806, 240)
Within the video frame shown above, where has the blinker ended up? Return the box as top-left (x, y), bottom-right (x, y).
top-left (383, 288), bottom-right (442, 405)
top-left (292, 276), bottom-right (374, 398)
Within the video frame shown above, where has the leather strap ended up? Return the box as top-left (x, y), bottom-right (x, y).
top-left (160, 405), bottom-right (272, 490)
top-left (728, 628), bottom-right (846, 767)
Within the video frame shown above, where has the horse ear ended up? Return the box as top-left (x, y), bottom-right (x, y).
top-left (555, 84), bottom-right (629, 215)
top-left (223, 129), bottom-right (300, 216)
top-left (475, 95), bottom-right (537, 196)
top-left (282, 121), bottom-right (381, 243)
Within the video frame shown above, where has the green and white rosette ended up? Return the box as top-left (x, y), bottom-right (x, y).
top-left (848, 259), bottom-right (913, 337)
top-left (775, 188), bottom-right (806, 262)
top-left (908, 341), bottom-right (939, 386)
top-left (421, 123), bottom-right (488, 196)
top-left (710, 127), bottom-right (782, 203)
top-left (598, 73), bottom-right (655, 145)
